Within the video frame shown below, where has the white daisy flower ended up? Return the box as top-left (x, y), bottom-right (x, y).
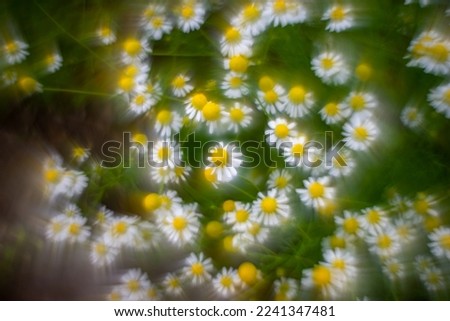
top-left (335, 211), bottom-right (364, 238)
top-left (323, 249), bottom-right (358, 281)
top-left (212, 267), bottom-right (239, 298)
top-left (1, 39), bottom-right (29, 65)
top-left (185, 92), bottom-right (208, 121)
top-left (301, 264), bottom-right (343, 300)
top-left (42, 161), bottom-right (72, 199)
top-left (222, 102), bottom-right (252, 133)
top-left (150, 166), bottom-right (172, 184)
top-left (428, 227), bottom-right (450, 260)
top-left (71, 145), bottom-right (90, 164)
top-left (171, 73), bottom-right (194, 97)
top-left (206, 141), bottom-right (242, 182)
top-left (273, 277), bottom-right (298, 300)
top-left (265, 118), bottom-right (297, 147)
top-left (155, 190), bottom-right (184, 217)
top-left (256, 84), bottom-right (287, 114)
top-left (1, 69), bottom-right (17, 87)
top-left (169, 165), bottom-right (192, 184)
top-left (129, 89), bottom-right (154, 116)
top-left (220, 26), bottom-right (253, 57)
top-left (120, 269), bottom-right (151, 301)
top-left (401, 106), bottom-right (424, 128)
top-left (381, 258), bottom-right (405, 281)
top-left (145, 80), bottom-right (163, 106)
top-left (413, 192), bottom-right (439, 217)
top-left (225, 202), bottom-right (254, 232)
top-left (231, 2), bottom-right (268, 37)
top-left (394, 213), bottom-right (419, 245)
top-left (18, 76), bottom-right (43, 96)
top-left (201, 100), bottom-right (224, 134)
top-left (283, 135), bottom-right (307, 167)
top-left (296, 176), bottom-right (335, 209)
top-left (151, 140), bottom-right (182, 168)
top-left (264, 0), bottom-right (307, 27)
top-left (133, 221), bottom-right (162, 251)
top-left (96, 25), bottom-right (116, 45)
top-left (359, 207), bottom-right (389, 234)
top-left (252, 188), bottom-right (290, 226)
top-left (104, 216), bottom-right (140, 247)
top-left (414, 255), bottom-right (435, 272)
top-left (182, 252), bottom-right (214, 285)
top-left (44, 51), bottom-right (63, 73)
top-left (327, 147), bottom-right (355, 178)
top-left (121, 37), bottom-right (150, 64)
top-left (342, 114), bottom-right (378, 151)
top-left (283, 85), bottom-right (315, 118)
top-left (46, 214), bottom-right (68, 242)
top-left (428, 82), bottom-right (450, 119)
top-left (90, 236), bottom-right (119, 267)
top-left (322, 4), bottom-right (354, 33)
top-left (154, 109), bottom-right (183, 138)
top-left (420, 266), bottom-right (446, 292)
top-left (64, 169), bottom-right (88, 198)
top-left (160, 204), bottom-right (200, 246)
top-left (366, 224), bottom-right (401, 257)
top-left (311, 51), bottom-right (351, 86)
top-left (342, 91), bottom-right (377, 115)
top-left (221, 72), bottom-right (249, 99)
top-left (224, 54), bottom-right (250, 74)
top-left (142, 13), bottom-right (172, 40)
top-left (163, 273), bottom-right (184, 297)
top-left (61, 214), bottom-right (90, 243)
top-left (175, 0), bottom-right (206, 33)
top-left (267, 169), bottom-right (293, 193)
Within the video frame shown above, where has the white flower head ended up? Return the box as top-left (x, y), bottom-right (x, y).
top-left (201, 100), bottom-right (224, 134)
top-left (225, 202), bottom-right (254, 232)
top-left (212, 267), bottom-right (239, 298)
top-left (182, 252), bottom-right (214, 285)
top-left (185, 92), bottom-right (208, 122)
top-left (119, 269), bottom-right (151, 301)
top-left (222, 102), bottom-right (253, 133)
top-left (401, 105), bottom-right (424, 128)
top-left (256, 84), bottom-right (287, 115)
top-left (2, 39), bottom-right (29, 65)
top-left (221, 72), bottom-right (249, 99)
top-left (121, 37), bottom-right (151, 64)
top-left (264, 0), bottom-right (308, 27)
top-left (220, 26), bottom-right (253, 57)
top-left (154, 108), bottom-right (183, 138)
top-left (151, 140), bottom-right (183, 169)
top-left (231, 2), bottom-right (269, 37)
top-left (265, 118), bottom-right (297, 147)
top-left (206, 141), bottom-right (242, 182)
top-left (429, 227), bottom-right (450, 260)
top-left (322, 5), bottom-right (354, 32)
top-left (283, 85), bottom-right (315, 118)
top-left (312, 51), bottom-right (351, 86)
top-left (428, 83), bottom-right (450, 119)
top-left (160, 204), bottom-right (200, 246)
top-left (171, 73), bottom-right (194, 97)
top-left (342, 114), bottom-right (379, 151)
top-left (175, 0), bottom-right (206, 33)
top-left (90, 236), bottom-right (119, 267)
top-left (343, 91), bottom-right (377, 115)
top-left (296, 176), bottom-right (335, 209)
top-left (267, 169), bottom-right (293, 193)
top-left (253, 188), bottom-right (290, 226)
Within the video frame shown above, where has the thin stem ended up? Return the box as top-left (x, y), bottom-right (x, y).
top-left (44, 87), bottom-right (114, 97)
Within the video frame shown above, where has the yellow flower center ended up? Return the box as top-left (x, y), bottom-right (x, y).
top-left (324, 102), bottom-right (339, 116)
top-left (274, 123), bottom-right (289, 138)
top-left (238, 262), bottom-right (257, 285)
top-left (133, 94), bottom-right (146, 106)
top-left (308, 182), bottom-right (325, 198)
top-left (275, 176), bottom-right (288, 189)
top-left (261, 197), bottom-right (277, 214)
top-left (222, 200), bottom-right (236, 212)
top-left (353, 126), bottom-right (369, 141)
top-left (152, 16), bottom-right (164, 28)
top-left (264, 90), bottom-right (279, 104)
top-left (229, 76), bottom-right (242, 88)
top-left (127, 280), bottom-right (140, 292)
top-left (291, 143), bottom-right (304, 157)
top-left (143, 193), bottom-right (161, 212)
top-left (19, 77), bottom-right (38, 94)
top-left (243, 4), bottom-right (260, 22)
top-left (288, 86), bottom-right (306, 104)
top-left (118, 76), bottom-right (134, 92)
top-left (414, 199), bottom-right (429, 215)
top-left (439, 234), bottom-right (450, 250)
top-left (235, 209), bottom-right (250, 223)
top-left (68, 223), bottom-right (81, 236)
top-left (202, 101), bottom-right (221, 121)
top-left (113, 221), bottom-right (128, 235)
top-left (132, 133), bottom-right (147, 145)
top-left (378, 235), bottom-right (392, 249)
top-left (273, 0), bottom-right (287, 13)
top-left (123, 65), bottom-right (138, 77)
top-left (156, 110), bottom-right (172, 125)
top-left (330, 235), bottom-right (346, 249)
top-left (181, 5), bottom-right (194, 19)
top-left (157, 146), bottom-right (171, 160)
top-left (259, 76), bottom-right (275, 91)
top-left (172, 75), bottom-right (186, 89)
top-left (367, 210), bottom-right (381, 224)
top-left (210, 147), bottom-right (228, 167)
top-left (206, 221), bottom-right (223, 238)
top-left (312, 265), bottom-right (331, 287)
top-left (355, 63), bottom-right (372, 81)
top-left (99, 26), bottom-right (113, 38)
top-left (330, 6), bottom-right (345, 21)
top-left (229, 55), bottom-right (249, 73)
top-left (95, 243), bottom-right (107, 256)
top-left (191, 262), bottom-right (204, 276)
top-left (332, 259), bottom-right (346, 270)
top-left (220, 276), bottom-right (233, 288)
top-left (172, 216), bottom-right (187, 231)
top-left (5, 41), bottom-right (18, 54)
top-left (204, 167), bottom-right (217, 183)
top-left (343, 217), bottom-right (359, 234)
top-left (427, 42), bottom-right (449, 63)
top-left (51, 222), bottom-right (62, 234)
top-left (123, 38), bottom-right (142, 56)
top-left (443, 89), bottom-right (450, 105)
top-left (229, 107), bottom-right (244, 122)
top-left (44, 168), bottom-right (60, 183)
top-left (191, 93), bottom-right (208, 110)
top-left (350, 94), bottom-right (366, 111)
top-left (248, 222), bottom-right (261, 236)
top-left (321, 57), bottom-right (334, 70)
top-left (225, 27), bottom-right (241, 43)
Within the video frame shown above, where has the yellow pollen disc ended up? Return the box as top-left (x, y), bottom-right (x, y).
top-left (132, 133), bottom-right (147, 145)
top-left (248, 222), bottom-right (261, 236)
top-left (181, 6), bottom-right (194, 19)
top-left (324, 102), bottom-right (339, 116)
top-left (202, 101), bottom-right (221, 121)
top-left (44, 168), bottom-right (60, 183)
top-left (95, 243), bottom-right (107, 255)
top-left (321, 57), bottom-right (334, 70)
top-left (238, 262), bottom-right (257, 285)
top-left (113, 221), bottom-right (128, 235)
top-left (367, 210), bottom-right (380, 224)
top-left (134, 95), bottom-right (145, 106)
top-left (229, 107), bottom-right (244, 122)
top-left (191, 93), bottom-right (207, 110)
top-left (229, 76), bottom-right (242, 88)
top-left (353, 126), bottom-right (369, 141)
top-left (414, 199), bottom-right (429, 215)
top-left (308, 181), bottom-right (325, 198)
top-left (355, 63), bottom-right (372, 81)
top-left (210, 147), bottom-right (228, 167)
top-left (225, 27), bottom-right (241, 43)
top-left (51, 222), bottom-right (62, 233)
top-left (123, 38), bottom-right (142, 56)
top-left (157, 146), bottom-right (171, 160)
top-left (229, 55), bottom-right (249, 73)
top-left (261, 197), bottom-right (277, 214)
top-left (350, 95), bottom-right (366, 111)
top-left (127, 280), bottom-right (140, 292)
top-left (273, 0), bottom-right (287, 13)
top-left (204, 167), bottom-right (217, 183)
top-left (223, 200), bottom-right (236, 212)
top-left (191, 262), bottom-right (204, 275)
top-left (99, 27), bottom-right (112, 37)
top-left (220, 276), bottom-right (233, 287)
top-left (275, 176), bottom-right (288, 188)
top-left (235, 209), bottom-right (249, 223)
top-left (206, 221), bottom-right (223, 238)
top-left (143, 193), bottom-right (161, 212)
top-left (423, 215), bottom-right (441, 232)
top-left (172, 75), bottom-right (186, 89)
top-left (330, 235), bottom-right (346, 249)
top-left (19, 77), bottom-right (38, 94)
top-left (292, 143), bottom-right (304, 157)
top-left (330, 6), bottom-right (345, 21)
top-left (46, 54), bottom-right (56, 65)
top-left (223, 235), bottom-right (236, 252)
top-left (156, 110), bottom-right (172, 125)
top-left (274, 123), bottom-right (289, 138)
top-left (243, 4), bottom-right (260, 22)
top-left (443, 89), bottom-right (450, 105)
top-left (288, 86), bottom-right (306, 104)
top-left (259, 76), bottom-right (275, 91)
top-left (332, 259), bottom-right (346, 270)
top-left (5, 41), bottom-right (18, 53)
top-left (172, 216), bottom-right (187, 231)
top-left (68, 223), bottom-right (80, 236)
top-left (427, 42), bottom-right (448, 63)
top-left (378, 235), bottom-right (392, 249)
top-left (312, 265), bottom-right (331, 287)
top-left (152, 17), bottom-right (164, 28)
top-left (264, 90), bottom-right (279, 104)
top-left (118, 76), bottom-right (134, 92)
top-left (168, 277), bottom-right (180, 288)
top-left (123, 65), bottom-right (138, 77)
top-left (343, 217), bottom-right (359, 234)
top-left (439, 234), bottom-right (450, 250)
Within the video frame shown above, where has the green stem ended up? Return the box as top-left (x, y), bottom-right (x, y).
top-left (43, 87), bottom-right (114, 97)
